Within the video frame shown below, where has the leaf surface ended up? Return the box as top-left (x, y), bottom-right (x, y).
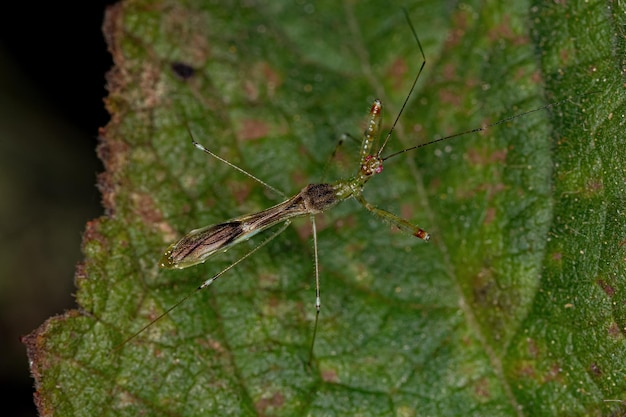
top-left (25, 1), bottom-right (626, 416)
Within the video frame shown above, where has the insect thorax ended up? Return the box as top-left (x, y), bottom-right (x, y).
top-left (301, 183), bottom-right (338, 212)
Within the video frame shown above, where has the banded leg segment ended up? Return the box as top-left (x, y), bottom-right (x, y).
top-left (115, 220), bottom-right (292, 350)
top-left (360, 100), bottom-right (383, 165)
top-left (354, 194), bottom-right (430, 241)
top-left (307, 215), bottom-right (321, 365)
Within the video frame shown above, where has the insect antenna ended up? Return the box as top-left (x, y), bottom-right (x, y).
top-left (377, 8), bottom-right (426, 157)
top-left (382, 93), bottom-right (599, 162)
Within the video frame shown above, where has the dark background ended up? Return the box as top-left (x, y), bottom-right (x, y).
top-left (0, 2), bottom-right (116, 416)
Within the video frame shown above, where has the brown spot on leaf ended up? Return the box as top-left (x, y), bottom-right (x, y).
top-left (531, 70), bottom-right (543, 84)
top-left (556, 136), bottom-right (569, 146)
top-left (260, 274), bottom-right (279, 291)
top-left (131, 192), bottom-right (163, 225)
top-left (386, 58), bottom-right (408, 92)
top-left (295, 214), bottom-right (328, 241)
top-left (442, 63), bottom-right (458, 81)
top-left (608, 322), bottom-right (623, 339)
top-left (238, 119), bottom-right (270, 141)
top-left (290, 168), bottom-right (307, 187)
top-left (527, 338), bottom-right (539, 358)
top-left (429, 176), bottom-right (441, 190)
top-left (260, 61), bottom-right (282, 96)
top-left (586, 179), bottom-right (603, 193)
top-left (255, 392), bottom-right (285, 416)
top-left (196, 336), bottom-right (225, 353)
top-left (266, 294), bottom-right (280, 308)
top-left (244, 62), bottom-right (283, 101)
top-left (333, 214), bottom-right (355, 232)
top-left (444, 9), bottom-right (469, 48)
top-left (483, 207), bottom-right (496, 225)
top-left (439, 88), bottom-right (462, 106)
top-left (228, 178), bottom-right (253, 205)
top-left (466, 147), bottom-right (508, 166)
top-left (244, 80), bottom-right (259, 101)
top-left (472, 268), bottom-right (495, 306)
top-left (597, 279), bottom-right (615, 297)
top-left (487, 17), bottom-right (529, 46)
top-left (474, 377), bottom-right (490, 399)
top-left (518, 363), bottom-right (536, 379)
top-left (322, 368), bottom-right (339, 383)
top-left (545, 362), bottom-right (563, 383)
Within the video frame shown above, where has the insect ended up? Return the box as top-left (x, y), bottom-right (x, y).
top-left (118, 12), bottom-right (589, 362)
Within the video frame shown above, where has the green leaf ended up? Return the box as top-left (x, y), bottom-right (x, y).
top-left (25, 0), bottom-right (626, 416)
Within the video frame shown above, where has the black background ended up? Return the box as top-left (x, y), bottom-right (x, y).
top-left (0, 2), bottom-right (116, 416)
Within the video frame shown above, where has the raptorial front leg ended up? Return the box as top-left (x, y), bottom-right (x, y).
top-left (354, 194), bottom-right (430, 241)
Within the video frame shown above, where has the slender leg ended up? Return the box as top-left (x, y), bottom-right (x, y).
top-left (354, 194), bottom-right (430, 241)
top-left (307, 215), bottom-right (321, 366)
top-left (191, 137), bottom-right (287, 199)
top-left (199, 220), bottom-right (291, 289)
top-left (116, 220), bottom-right (291, 349)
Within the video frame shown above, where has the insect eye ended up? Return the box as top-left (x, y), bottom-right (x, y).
top-left (361, 155), bottom-right (383, 176)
